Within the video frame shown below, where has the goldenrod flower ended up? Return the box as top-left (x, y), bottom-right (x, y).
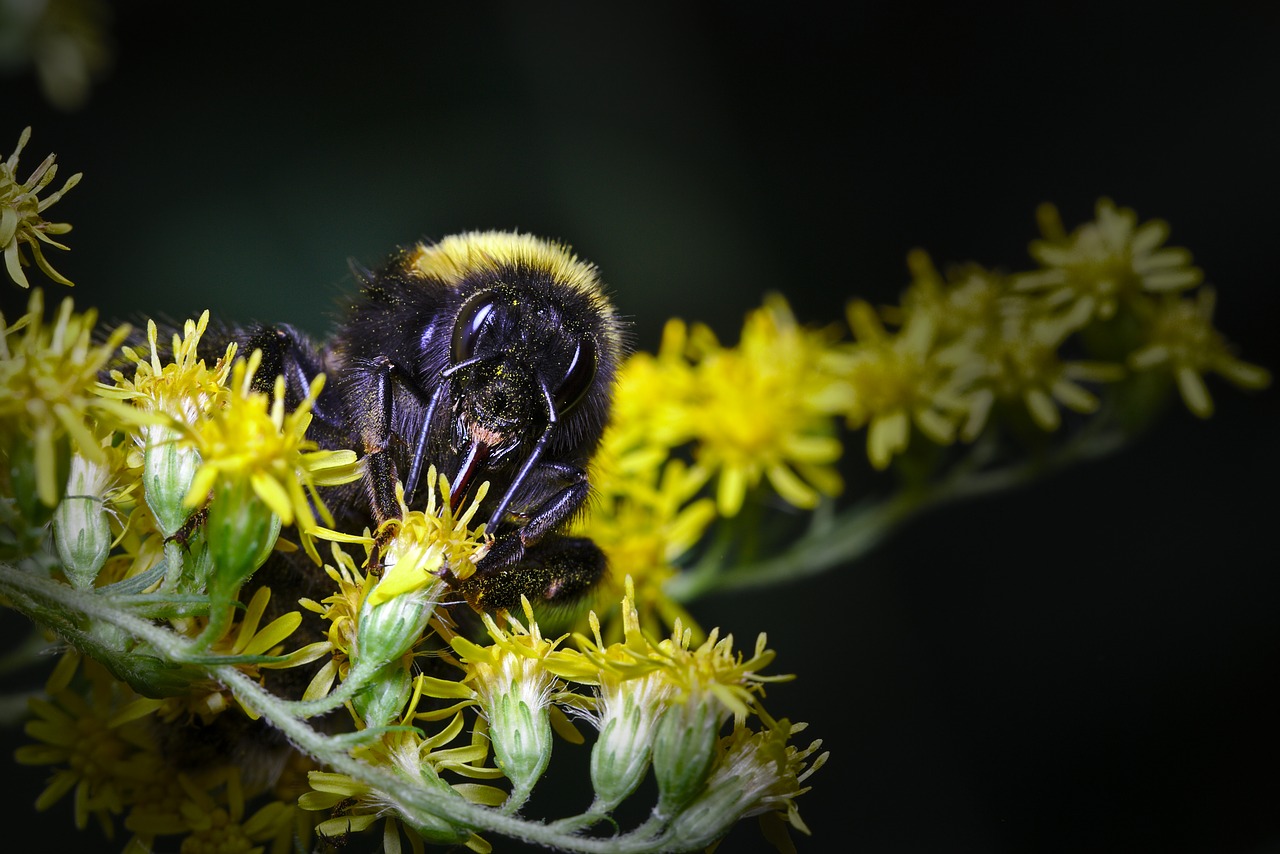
top-left (668, 713), bottom-right (827, 851)
top-left (300, 770), bottom-right (492, 853)
top-left (152, 586), bottom-right (319, 735)
top-left (100, 312), bottom-right (232, 428)
top-left (13, 656), bottom-right (157, 836)
top-left (828, 299), bottom-right (960, 469)
top-left (0, 289), bottom-right (130, 508)
top-left (1016, 198), bottom-right (1202, 322)
top-left (362, 470), bottom-right (491, 608)
top-left (898, 250), bottom-right (1007, 342)
top-left (682, 295), bottom-right (848, 516)
top-left (573, 451), bottom-right (715, 635)
top-left (945, 301), bottom-right (1124, 438)
top-left (163, 769), bottom-right (294, 854)
top-left (563, 579), bottom-right (790, 818)
top-left (1, 127), bottom-right (81, 288)
top-left (560, 580), bottom-right (678, 809)
top-left (421, 601), bottom-right (586, 807)
top-left (184, 352), bottom-right (360, 554)
top-left (300, 679), bottom-right (500, 852)
top-left (1128, 288), bottom-right (1272, 418)
top-left (296, 543), bottom-right (367, 700)
top-left (605, 318), bottom-right (700, 459)
top-left (98, 311), bottom-right (233, 538)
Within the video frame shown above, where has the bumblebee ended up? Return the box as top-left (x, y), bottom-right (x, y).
top-left (225, 231), bottom-right (627, 616)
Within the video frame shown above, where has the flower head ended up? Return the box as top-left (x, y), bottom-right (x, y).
top-left (680, 295), bottom-right (848, 516)
top-left (0, 289), bottom-right (130, 508)
top-left (1, 127), bottom-right (82, 288)
top-left (1128, 287), bottom-right (1271, 418)
top-left (668, 714), bottom-right (828, 850)
top-left (1016, 198), bottom-right (1202, 323)
top-left (363, 469), bottom-right (491, 608)
top-left (827, 298), bottom-right (961, 469)
top-left (183, 351), bottom-right (360, 563)
top-left (14, 655), bottom-right (158, 836)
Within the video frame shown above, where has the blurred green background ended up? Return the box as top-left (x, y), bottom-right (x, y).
top-left (3, 2), bottom-right (1280, 852)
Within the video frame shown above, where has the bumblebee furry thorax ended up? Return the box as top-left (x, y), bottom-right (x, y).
top-left (211, 231), bottom-right (627, 616)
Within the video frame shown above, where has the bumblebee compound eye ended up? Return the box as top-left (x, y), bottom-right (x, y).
top-left (451, 290), bottom-right (497, 364)
top-left (553, 334), bottom-right (597, 415)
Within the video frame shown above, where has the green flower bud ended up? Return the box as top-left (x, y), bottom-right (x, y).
top-left (352, 659), bottom-right (413, 729)
top-left (487, 682), bottom-right (553, 800)
top-left (143, 425), bottom-right (201, 538)
top-left (354, 580), bottom-right (442, 672)
top-left (52, 454), bottom-right (114, 588)
top-left (651, 695), bottom-right (723, 818)
top-left (402, 766), bottom-right (479, 847)
top-left (206, 476), bottom-right (279, 597)
top-left (589, 674), bottom-right (668, 810)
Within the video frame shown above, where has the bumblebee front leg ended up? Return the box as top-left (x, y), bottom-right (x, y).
top-left (516, 461), bottom-right (591, 544)
top-left (457, 461), bottom-right (601, 615)
top-left (457, 534), bottom-right (607, 617)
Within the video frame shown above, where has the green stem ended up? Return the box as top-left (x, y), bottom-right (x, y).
top-left (668, 417), bottom-right (1131, 601)
top-left (0, 564), bottom-right (695, 853)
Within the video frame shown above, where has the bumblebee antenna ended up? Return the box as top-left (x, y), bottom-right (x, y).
top-left (486, 379), bottom-right (558, 530)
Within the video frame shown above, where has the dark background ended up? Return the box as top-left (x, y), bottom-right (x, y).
top-left (3, 2), bottom-right (1279, 852)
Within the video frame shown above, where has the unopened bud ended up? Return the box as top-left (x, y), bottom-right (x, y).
top-left (52, 454), bottom-right (114, 588)
top-left (142, 425), bottom-right (201, 538)
top-left (651, 695), bottom-right (723, 818)
top-left (206, 477), bottom-right (279, 596)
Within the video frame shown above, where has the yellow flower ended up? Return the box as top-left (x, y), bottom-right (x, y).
top-left (1016, 198), bottom-right (1202, 322)
top-left (668, 712), bottom-right (828, 851)
top-left (898, 250), bottom-right (1008, 342)
top-left (419, 601), bottom-right (588, 806)
top-left (99, 311), bottom-right (232, 427)
top-left (296, 543), bottom-right (367, 700)
top-left (300, 770), bottom-right (493, 853)
top-left (362, 469), bottom-right (491, 608)
top-left (97, 311), bottom-right (234, 537)
top-left (606, 318), bottom-right (700, 459)
top-left (300, 680), bottom-right (500, 853)
top-left (185, 353), bottom-right (358, 528)
top-left (828, 299), bottom-right (960, 469)
top-left (0, 289), bottom-right (131, 506)
top-left (154, 585), bottom-right (319, 725)
top-left (13, 655), bottom-right (158, 837)
top-left (944, 299), bottom-right (1124, 438)
top-left (682, 295), bottom-right (848, 516)
top-left (1, 126), bottom-right (82, 288)
top-left (165, 768), bottom-right (294, 854)
top-left (573, 578), bottom-right (789, 725)
top-left (1128, 288), bottom-right (1271, 418)
top-left (572, 451), bottom-right (716, 636)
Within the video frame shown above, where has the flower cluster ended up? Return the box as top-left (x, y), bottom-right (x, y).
top-left (1, 193), bottom-right (1270, 854)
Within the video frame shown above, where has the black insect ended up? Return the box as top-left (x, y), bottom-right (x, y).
top-left (212, 231), bottom-right (627, 616)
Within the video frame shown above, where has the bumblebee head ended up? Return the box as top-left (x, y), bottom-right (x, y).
top-left (445, 282), bottom-right (599, 454)
top-left (404, 232), bottom-right (626, 521)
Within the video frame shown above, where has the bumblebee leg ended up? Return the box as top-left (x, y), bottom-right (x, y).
top-left (458, 535), bottom-right (607, 617)
top-left (471, 461), bottom-right (589, 577)
top-left (240, 324), bottom-right (349, 448)
top-left (350, 356), bottom-right (405, 526)
top-left (519, 474), bottom-right (589, 544)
